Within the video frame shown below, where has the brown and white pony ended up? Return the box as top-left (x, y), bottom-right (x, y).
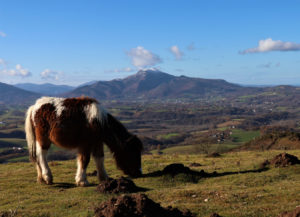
top-left (25, 97), bottom-right (143, 186)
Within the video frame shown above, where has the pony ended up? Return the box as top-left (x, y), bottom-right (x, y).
top-left (25, 97), bottom-right (143, 186)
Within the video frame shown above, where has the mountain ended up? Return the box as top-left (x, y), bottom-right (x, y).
top-left (77, 80), bottom-right (98, 88)
top-left (0, 82), bottom-right (40, 105)
top-left (14, 83), bottom-right (75, 96)
top-left (64, 69), bottom-right (258, 100)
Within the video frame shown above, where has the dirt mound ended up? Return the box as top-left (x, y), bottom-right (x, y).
top-left (207, 152), bottom-right (221, 158)
top-left (261, 153), bottom-right (300, 168)
top-left (162, 163), bottom-right (193, 176)
top-left (96, 177), bottom-right (142, 194)
top-left (278, 207), bottom-right (300, 217)
top-left (94, 193), bottom-right (195, 217)
top-left (143, 163), bottom-right (208, 180)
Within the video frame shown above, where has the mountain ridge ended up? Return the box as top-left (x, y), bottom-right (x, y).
top-left (14, 83), bottom-right (75, 96)
top-left (63, 69), bottom-right (257, 100)
top-left (0, 82), bottom-right (40, 105)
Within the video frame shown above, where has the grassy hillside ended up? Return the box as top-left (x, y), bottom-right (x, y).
top-left (1, 150), bottom-right (300, 217)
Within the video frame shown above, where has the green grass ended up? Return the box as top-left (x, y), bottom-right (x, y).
top-left (120, 120), bottom-right (132, 124)
top-left (1, 150), bottom-right (300, 216)
top-left (157, 133), bottom-right (180, 140)
top-left (0, 138), bottom-right (27, 147)
top-left (159, 145), bottom-right (196, 154)
top-left (217, 127), bottom-right (228, 131)
top-left (231, 129), bottom-right (260, 143)
top-left (276, 106), bottom-right (288, 111)
top-left (6, 155), bottom-right (28, 163)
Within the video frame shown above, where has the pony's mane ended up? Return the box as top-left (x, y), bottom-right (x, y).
top-left (103, 113), bottom-right (131, 149)
top-left (101, 113), bottom-right (142, 175)
top-left (101, 113), bottom-right (142, 155)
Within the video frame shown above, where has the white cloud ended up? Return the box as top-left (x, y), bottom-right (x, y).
top-left (0, 31), bottom-right (6, 37)
top-left (40, 69), bottom-right (62, 80)
top-left (170, 45), bottom-right (184, 60)
top-left (127, 46), bottom-right (162, 68)
top-left (240, 38), bottom-right (300, 54)
top-left (105, 67), bottom-right (135, 73)
top-left (0, 64), bottom-right (31, 77)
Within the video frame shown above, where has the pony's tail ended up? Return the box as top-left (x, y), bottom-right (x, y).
top-left (25, 105), bottom-right (36, 162)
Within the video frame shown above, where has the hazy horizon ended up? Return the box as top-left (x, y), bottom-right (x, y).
top-left (5, 69), bottom-right (300, 88)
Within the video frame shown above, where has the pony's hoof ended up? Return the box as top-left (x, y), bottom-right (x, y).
top-left (42, 175), bottom-right (53, 185)
top-left (45, 180), bottom-right (53, 185)
top-left (76, 180), bottom-right (89, 187)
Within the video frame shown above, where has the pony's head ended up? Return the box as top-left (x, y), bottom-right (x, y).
top-left (115, 135), bottom-right (143, 178)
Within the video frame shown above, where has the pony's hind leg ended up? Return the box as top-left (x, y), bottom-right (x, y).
top-left (92, 144), bottom-right (108, 182)
top-left (75, 150), bottom-right (91, 187)
top-left (36, 141), bottom-right (53, 184)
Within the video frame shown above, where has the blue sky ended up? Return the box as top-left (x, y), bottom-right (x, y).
top-left (0, 0), bottom-right (299, 86)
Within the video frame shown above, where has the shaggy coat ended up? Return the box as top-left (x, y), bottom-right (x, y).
top-left (25, 97), bottom-right (143, 186)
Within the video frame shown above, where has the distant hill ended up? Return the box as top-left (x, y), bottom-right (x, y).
top-left (238, 127), bottom-right (300, 150)
top-left (15, 83), bottom-right (75, 96)
top-left (2, 70), bottom-right (300, 104)
top-left (77, 80), bottom-right (98, 88)
top-left (64, 69), bottom-right (258, 100)
top-left (0, 82), bottom-right (40, 105)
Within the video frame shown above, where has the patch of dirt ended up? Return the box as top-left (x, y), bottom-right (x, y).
top-left (261, 153), bottom-right (300, 168)
top-left (94, 193), bottom-right (195, 217)
top-left (189, 162), bottom-right (202, 167)
top-left (207, 152), bottom-right (221, 158)
top-left (96, 177), bottom-right (143, 194)
top-left (278, 207), bottom-right (300, 217)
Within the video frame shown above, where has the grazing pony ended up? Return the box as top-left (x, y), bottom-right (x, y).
top-left (25, 97), bottom-right (143, 186)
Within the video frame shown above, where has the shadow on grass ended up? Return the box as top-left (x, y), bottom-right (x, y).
top-left (141, 163), bottom-right (269, 179)
top-left (51, 182), bottom-right (97, 189)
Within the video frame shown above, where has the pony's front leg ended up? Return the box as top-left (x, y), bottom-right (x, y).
top-left (36, 142), bottom-right (53, 184)
top-left (75, 151), bottom-right (90, 187)
top-left (36, 162), bottom-right (43, 183)
top-left (93, 156), bottom-right (109, 181)
top-left (92, 144), bottom-right (108, 182)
